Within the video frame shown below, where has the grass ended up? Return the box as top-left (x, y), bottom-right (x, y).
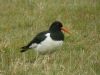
top-left (0, 0), bottom-right (100, 75)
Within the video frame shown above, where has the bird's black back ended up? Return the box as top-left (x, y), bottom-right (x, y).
top-left (20, 31), bottom-right (48, 52)
top-left (25, 31), bottom-right (48, 47)
top-left (31, 31), bottom-right (48, 44)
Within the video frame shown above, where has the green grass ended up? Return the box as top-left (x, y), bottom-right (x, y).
top-left (0, 0), bottom-right (100, 75)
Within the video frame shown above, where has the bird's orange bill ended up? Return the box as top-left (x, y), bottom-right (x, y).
top-left (61, 27), bottom-right (70, 34)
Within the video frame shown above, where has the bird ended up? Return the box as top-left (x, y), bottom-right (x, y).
top-left (20, 21), bottom-right (70, 54)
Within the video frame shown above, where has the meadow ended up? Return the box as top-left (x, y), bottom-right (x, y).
top-left (0, 0), bottom-right (100, 75)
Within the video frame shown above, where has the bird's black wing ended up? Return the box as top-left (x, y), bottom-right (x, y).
top-left (20, 31), bottom-right (48, 52)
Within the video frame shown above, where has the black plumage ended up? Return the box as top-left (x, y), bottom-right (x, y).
top-left (20, 21), bottom-right (67, 53)
top-left (20, 31), bottom-right (48, 52)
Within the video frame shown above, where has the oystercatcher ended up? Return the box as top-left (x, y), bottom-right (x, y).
top-left (20, 21), bottom-right (70, 54)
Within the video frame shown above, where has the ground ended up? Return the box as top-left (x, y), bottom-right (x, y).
top-left (0, 0), bottom-right (100, 75)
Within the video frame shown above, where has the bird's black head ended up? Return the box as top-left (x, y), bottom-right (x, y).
top-left (49, 21), bottom-right (63, 32)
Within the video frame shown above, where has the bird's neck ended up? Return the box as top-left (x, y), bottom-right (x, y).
top-left (50, 31), bottom-right (64, 41)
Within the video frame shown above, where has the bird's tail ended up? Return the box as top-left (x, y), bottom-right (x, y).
top-left (20, 46), bottom-right (29, 52)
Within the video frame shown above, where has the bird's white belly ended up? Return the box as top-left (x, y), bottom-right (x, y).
top-left (35, 33), bottom-right (63, 53)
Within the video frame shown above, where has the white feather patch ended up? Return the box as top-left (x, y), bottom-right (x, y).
top-left (29, 43), bottom-right (38, 48)
top-left (35, 33), bottom-right (63, 53)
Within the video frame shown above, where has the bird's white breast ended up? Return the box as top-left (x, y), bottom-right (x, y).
top-left (35, 33), bottom-right (63, 53)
